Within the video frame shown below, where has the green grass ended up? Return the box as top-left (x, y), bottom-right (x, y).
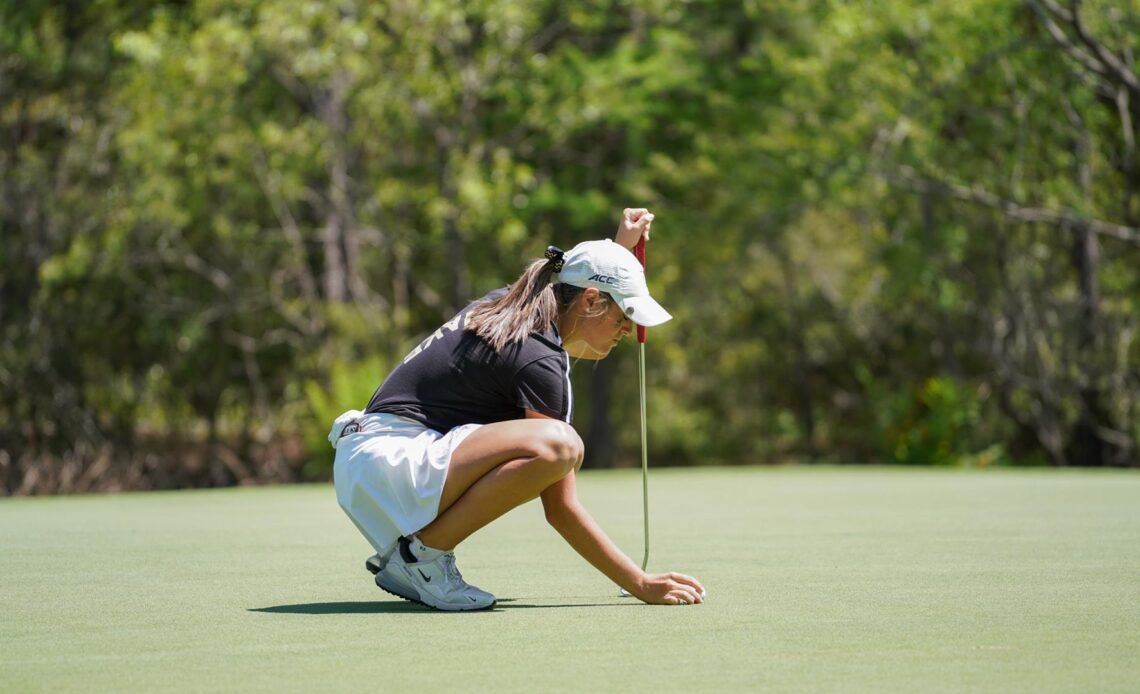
top-left (2, 467), bottom-right (1139, 692)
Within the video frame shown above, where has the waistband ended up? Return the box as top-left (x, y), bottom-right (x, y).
top-left (330, 410), bottom-right (429, 449)
top-left (344, 412), bottom-right (427, 438)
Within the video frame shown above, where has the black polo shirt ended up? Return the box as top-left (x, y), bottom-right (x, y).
top-left (365, 290), bottom-right (573, 432)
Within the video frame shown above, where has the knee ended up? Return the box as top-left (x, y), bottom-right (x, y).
top-left (531, 421), bottom-right (584, 477)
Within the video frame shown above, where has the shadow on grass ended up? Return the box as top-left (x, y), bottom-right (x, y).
top-left (494, 599), bottom-right (634, 609)
top-left (250, 598), bottom-right (635, 615)
top-left (250, 602), bottom-right (425, 615)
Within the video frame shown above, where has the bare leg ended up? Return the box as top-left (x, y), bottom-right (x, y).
top-left (416, 419), bottom-right (582, 550)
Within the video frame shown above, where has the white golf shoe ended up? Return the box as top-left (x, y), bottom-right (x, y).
top-left (374, 536), bottom-right (495, 611)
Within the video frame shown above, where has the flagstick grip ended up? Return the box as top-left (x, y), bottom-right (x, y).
top-left (634, 238), bottom-right (646, 343)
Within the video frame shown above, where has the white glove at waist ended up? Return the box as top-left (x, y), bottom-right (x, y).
top-left (328, 409), bottom-right (364, 449)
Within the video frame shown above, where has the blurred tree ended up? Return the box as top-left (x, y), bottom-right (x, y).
top-left (2, 0), bottom-right (1137, 495)
top-left (1, 0), bottom-right (179, 491)
top-left (757, 0), bottom-right (1140, 465)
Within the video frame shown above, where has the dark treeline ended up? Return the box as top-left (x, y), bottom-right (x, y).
top-left (2, 1), bottom-right (1138, 494)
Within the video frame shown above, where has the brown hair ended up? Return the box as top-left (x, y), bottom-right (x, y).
top-left (465, 258), bottom-right (612, 351)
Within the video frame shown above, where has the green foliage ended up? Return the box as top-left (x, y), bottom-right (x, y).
top-left (858, 372), bottom-right (1009, 466)
top-left (3, 0), bottom-right (1139, 493)
top-left (302, 354), bottom-right (389, 473)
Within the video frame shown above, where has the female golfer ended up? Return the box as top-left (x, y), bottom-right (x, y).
top-left (329, 209), bottom-right (705, 610)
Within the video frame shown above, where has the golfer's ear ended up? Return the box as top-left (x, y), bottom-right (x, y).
top-left (525, 409), bottom-right (556, 419)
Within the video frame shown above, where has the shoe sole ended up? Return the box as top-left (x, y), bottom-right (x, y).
top-left (373, 569), bottom-right (495, 612)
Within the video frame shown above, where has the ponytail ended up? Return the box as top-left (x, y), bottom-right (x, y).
top-left (466, 248), bottom-right (586, 351)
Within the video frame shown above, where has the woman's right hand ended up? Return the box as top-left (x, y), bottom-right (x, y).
top-left (632, 571), bottom-right (706, 605)
top-left (614, 208), bottom-right (655, 251)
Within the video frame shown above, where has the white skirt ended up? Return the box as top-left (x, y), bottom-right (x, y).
top-left (332, 412), bottom-right (481, 555)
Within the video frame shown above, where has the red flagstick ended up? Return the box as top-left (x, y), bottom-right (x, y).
top-left (634, 237), bottom-right (647, 343)
top-left (634, 234), bottom-right (649, 571)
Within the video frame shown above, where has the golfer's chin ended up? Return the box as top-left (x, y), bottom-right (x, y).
top-left (564, 340), bottom-right (615, 361)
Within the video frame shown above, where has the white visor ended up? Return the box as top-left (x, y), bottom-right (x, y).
top-left (613, 294), bottom-right (672, 328)
top-left (555, 239), bottom-right (673, 328)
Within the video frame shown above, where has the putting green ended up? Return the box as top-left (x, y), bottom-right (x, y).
top-left (2, 467), bottom-right (1138, 692)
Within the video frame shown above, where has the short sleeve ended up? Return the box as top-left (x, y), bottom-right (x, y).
top-left (514, 355), bottom-right (570, 422)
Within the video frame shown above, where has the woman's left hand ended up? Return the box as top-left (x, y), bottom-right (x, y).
top-left (614, 208), bottom-right (654, 251)
top-left (630, 571), bottom-right (706, 606)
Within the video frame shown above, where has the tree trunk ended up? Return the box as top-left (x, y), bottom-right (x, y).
top-left (1068, 223), bottom-right (1106, 466)
top-left (321, 71), bottom-right (355, 303)
top-left (583, 357), bottom-right (618, 469)
top-left (437, 136), bottom-right (470, 312)
top-left (922, 190), bottom-right (962, 376)
top-left (777, 243), bottom-right (816, 452)
top-left (1066, 95), bottom-right (1107, 466)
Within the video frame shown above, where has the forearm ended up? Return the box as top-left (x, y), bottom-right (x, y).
top-left (546, 496), bottom-right (645, 594)
top-left (539, 468), bottom-right (705, 606)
